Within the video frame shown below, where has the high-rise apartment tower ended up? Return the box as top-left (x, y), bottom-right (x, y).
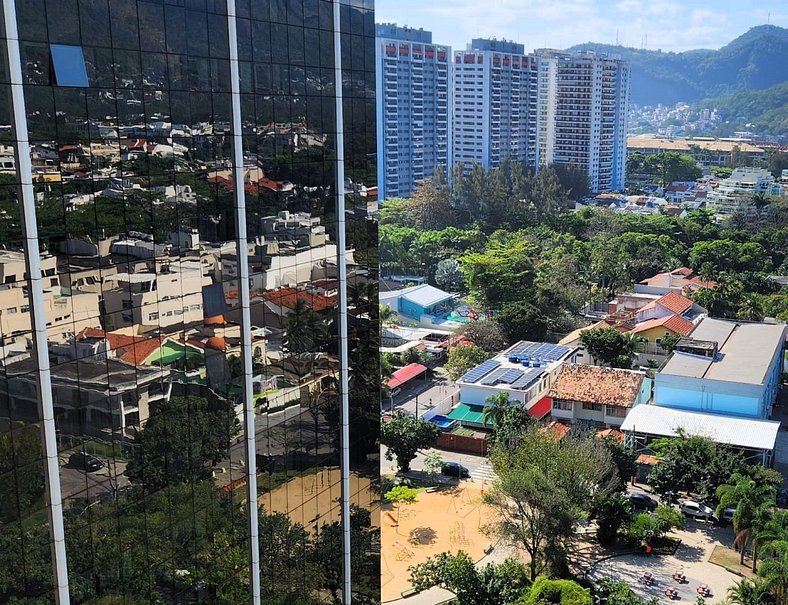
top-left (375, 23), bottom-right (451, 200)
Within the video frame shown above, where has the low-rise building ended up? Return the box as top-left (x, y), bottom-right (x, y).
top-left (634, 266), bottom-right (716, 296)
top-left (548, 364), bottom-right (651, 428)
top-left (706, 168), bottom-right (785, 221)
top-left (451, 341), bottom-right (578, 427)
top-left (655, 317), bottom-right (786, 419)
top-left (379, 284), bottom-right (455, 321)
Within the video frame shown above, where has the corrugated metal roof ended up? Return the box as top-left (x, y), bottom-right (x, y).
top-left (387, 363), bottom-right (427, 389)
top-left (401, 284), bottom-right (454, 308)
top-left (620, 404), bottom-right (780, 451)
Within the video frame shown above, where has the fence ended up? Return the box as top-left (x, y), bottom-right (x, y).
top-left (436, 432), bottom-right (488, 456)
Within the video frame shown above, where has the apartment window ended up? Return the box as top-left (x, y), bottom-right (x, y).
top-left (554, 399), bottom-right (573, 411)
top-left (50, 44), bottom-right (89, 87)
top-left (582, 402), bottom-right (603, 412)
top-left (606, 405), bottom-right (627, 418)
top-left (148, 312), bottom-right (159, 321)
top-left (6, 307), bottom-right (17, 314)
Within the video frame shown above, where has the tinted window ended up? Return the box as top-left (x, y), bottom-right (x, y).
top-left (50, 44), bottom-right (89, 87)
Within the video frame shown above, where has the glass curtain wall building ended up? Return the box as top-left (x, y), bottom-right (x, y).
top-left (0, 0), bottom-right (378, 603)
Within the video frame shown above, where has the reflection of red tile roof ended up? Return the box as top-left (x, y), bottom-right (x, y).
top-left (387, 363), bottom-right (427, 389)
top-left (76, 328), bottom-right (201, 365)
top-left (527, 396), bottom-right (552, 420)
top-left (596, 428), bottom-right (625, 442)
top-left (545, 421), bottom-right (570, 441)
top-left (549, 364), bottom-right (644, 408)
top-left (260, 287), bottom-right (337, 312)
top-left (631, 314), bottom-right (694, 337)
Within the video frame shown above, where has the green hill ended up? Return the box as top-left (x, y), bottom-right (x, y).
top-left (569, 25), bottom-right (788, 106)
top-left (698, 81), bottom-right (788, 136)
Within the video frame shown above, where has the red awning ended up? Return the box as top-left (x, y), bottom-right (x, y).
top-left (387, 363), bottom-right (427, 389)
top-left (527, 396), bottom-right (552, 420)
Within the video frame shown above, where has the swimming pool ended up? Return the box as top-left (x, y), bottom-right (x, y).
top-left (445, 309), bottom-right (470, 323)
top-left (429, 415), bottom-right (457, 430)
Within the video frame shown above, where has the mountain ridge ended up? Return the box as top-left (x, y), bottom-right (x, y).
top-left (568, 24), bottom-right (788, 106)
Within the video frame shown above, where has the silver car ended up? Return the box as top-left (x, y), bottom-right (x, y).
top-left (679, 500), bottom-right (714, 520)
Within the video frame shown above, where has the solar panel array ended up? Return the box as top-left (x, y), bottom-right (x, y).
top-left (508, 341), bottom-right (570, 362)
top-left (479, 367), bottom-right (524, 386)
top-left (510, 367), bottom-right (546, 390)
top-left (460, 359), bottom-right (501, 383)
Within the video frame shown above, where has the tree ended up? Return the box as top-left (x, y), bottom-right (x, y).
top-left (659, 332), bottom-right (682, 353)
top-left (409, 551), bottom-right (530, 605)
top-left (126, 396), bottom-right (240, 491)
top-left (624, 506), bottom-right (684, 546)
top-left (716, 473), bottom-right (777, 565)
top-left (380, 412), bottom-right (441, 472)
top-left (385, 485), bottom-right (418, 529)
top-left (490, 406), bottom-right (536, 453)
top-left (459, 236), bottom-right (536, 308)
top-left (590, 492), bottom-right (633, 547)
top-left (598, 434), bottom-right (638, 491)
top-left (495, 301), bottom-right (550, 344)
top-left (482, 392), bottom-right (514, 428)
top-left (435, 259), bottom-right (464, 292)
top-left (518, 577), bottom-right (591, 605)
top-left (579, 327), bottom-right (642, 368)
top-left (727, 578), bottom-right (771, 605)
top-left (647, 433), bottom-right (746, 503)
top-left (423, 451), bottom-right (444, 476)
top-left (485, 427), bottom-right (616, 580)
top-left (0, 424), bottom-right (45, 522)
top-left (445, 344), bottom-right (490, 381)
top-left (594, 577), bottom-right (660, 605)
top-left (458, 320), bottom-right (507, 353)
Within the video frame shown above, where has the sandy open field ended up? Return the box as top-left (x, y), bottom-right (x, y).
top-left (259, 467), bottom-right (375, 531)
top-left (381, 483), bottom-right (498, 602)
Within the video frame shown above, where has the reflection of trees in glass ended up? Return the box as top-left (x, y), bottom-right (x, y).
top-left (126, 396), bottom-right (240, 491)
top-left (0, 424), bottom-right (46, 523)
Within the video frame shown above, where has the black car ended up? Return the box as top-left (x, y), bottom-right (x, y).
top-left (440, 462), bottom-right (470, 478)
top-left (69, 451), bottom-right (104, 472)
top-left (629, 492), bottom-right (658, 511)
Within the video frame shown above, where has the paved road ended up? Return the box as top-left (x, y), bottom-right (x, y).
top-left (386, 367), bottom-right (459, 418)
top-left (381, 445), bottom-right (497, 485)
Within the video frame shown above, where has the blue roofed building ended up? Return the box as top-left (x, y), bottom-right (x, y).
top-left (654, 317), bottom-right (787, 419)
top-left (379, 283), bottom-right (455, 321)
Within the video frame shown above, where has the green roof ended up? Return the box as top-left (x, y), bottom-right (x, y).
top-left (447, 403), bottom-right (487, 424)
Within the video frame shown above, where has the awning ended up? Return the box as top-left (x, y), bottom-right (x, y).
top-left (447, 403), bottom-right (487, 424)
top-left (387, 363), bottom-right (427, 389)
top-left (527, 396), bottom-right (552, 420)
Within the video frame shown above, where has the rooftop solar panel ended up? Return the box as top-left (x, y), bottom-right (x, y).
top-left (510, 367), bottom-right (546, 389)
top-left (508, 341), bottom-right (570, 362)
top-left (479, 367), bottom-right (524, 386)
top-left (460, 359), bottom-right (501, 383)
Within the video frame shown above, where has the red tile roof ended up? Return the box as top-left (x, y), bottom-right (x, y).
top-left (259, 287), bottom-right (337, 312)
top-left (596, 428), bottom-right (625, 442)
top-left (656, 291), bottom-right (693, 315)
top-left (631, 314), bottom-right (694, 337)
top-left (545, 421), bottom-right (570, 441)
top-left (549, 364), bottom-right (644, 408)
top-left (387, 363), bottom-right (427, 389)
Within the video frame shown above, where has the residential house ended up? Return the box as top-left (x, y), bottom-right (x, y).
top-left (549, 364), bottom-right (651, 428)
top-left (634, 267), bottom-right (716, 296)
top-left (451, 341), bottom-right (579, 427)
top-left (379, 284), bottom-right (455, 326)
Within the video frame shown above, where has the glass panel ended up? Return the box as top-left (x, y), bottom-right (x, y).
top-left (50, 45), bottom-right (89, 87)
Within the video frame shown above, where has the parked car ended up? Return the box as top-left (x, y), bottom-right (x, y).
top-left (440, 462), bottom-right (470, 478)
top-left (69, 451), bottom-right (104, 472)
top-left (721, 507), bottom-right (736, 523)
top-left (629, 492), bottom-right (658, 511)
top-left (679, 500), bottom-right (714, 520)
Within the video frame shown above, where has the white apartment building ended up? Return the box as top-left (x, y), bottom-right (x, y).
top-left (452, 39), bottom-right (537, 169)
top-left (376, 24), bottom-right (451, 199)
top-left (102, 260), bottom-right (207, 333)
top-left (707, 168), bottom-right (785, 221)
top-left (0, 249), bottom-right (101, 341)
top-left (535, 50), bottom-right (630, 192)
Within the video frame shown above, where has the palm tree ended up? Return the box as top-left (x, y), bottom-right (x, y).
top-left (727, 578), bottom-right (771, 605)
top-left (482, 392), bottom-right (512, 428)
top-left (716, 473), bottom-right (777, 565)
top-left (738, 297), bottom-right (764, 322)
top-left (759, 541), bottom-right (788, 602)
top-left (755, 510), bottom-right (788, 574)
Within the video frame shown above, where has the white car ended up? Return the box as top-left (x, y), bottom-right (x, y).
top-left (679, 500), bottom-right (714, 520)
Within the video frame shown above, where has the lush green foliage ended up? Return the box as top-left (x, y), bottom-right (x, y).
top-left (486, 428), bottom-right (616, 579)
top-left (626, 152), bottom-right (702, 185)
top-left (0, 424), bottom-right (45, 523)
top-left (594, 578), bottom-right (660, 605)
top-left (445, 344), bottom-right (491, 381)
top-left (579, 327), bottom-right (643, 368)
top-left (126, 396), bottom-right (241, 491)
top-left (409, 551), bottom-right (530, 605)
top-left (624, 506), bottom-right (684, 545)
top-left (518, 577), bottom-right (592, 605)
top-left (380, 412), bottom-right (441, 472)
top-left (590, 492), bottom-right (633, 546)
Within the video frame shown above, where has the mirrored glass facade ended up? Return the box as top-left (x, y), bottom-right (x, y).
top-left (0, 0), bottom-right (378, 602)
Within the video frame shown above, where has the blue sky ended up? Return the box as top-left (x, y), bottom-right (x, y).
top-left (376, 0), bottom-right (787, 53)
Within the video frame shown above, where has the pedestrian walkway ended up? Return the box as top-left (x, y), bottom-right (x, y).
top-left (470, 461), bottom-right (498, 484)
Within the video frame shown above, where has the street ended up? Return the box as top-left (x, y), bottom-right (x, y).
top-left (381, 445), bottom-right (497, 484)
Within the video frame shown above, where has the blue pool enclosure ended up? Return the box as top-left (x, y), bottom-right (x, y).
top-left (429, 415), bottom-right (457, 431)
